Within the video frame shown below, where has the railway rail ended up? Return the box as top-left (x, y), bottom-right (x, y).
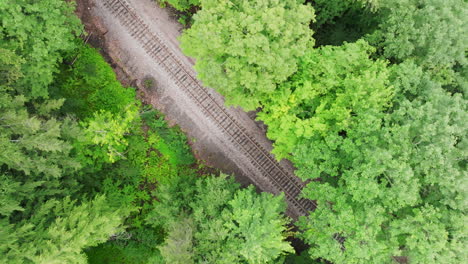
top-left (101, 0), bottom-right (317, 217)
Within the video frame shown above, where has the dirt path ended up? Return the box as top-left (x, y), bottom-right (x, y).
top-left (80, 0), bottom-right (315, 219)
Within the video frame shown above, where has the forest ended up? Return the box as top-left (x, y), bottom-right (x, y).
top-left (0, 0), bottom-right (466, 263)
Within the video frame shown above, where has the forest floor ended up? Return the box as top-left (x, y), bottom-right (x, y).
top-left (76, 0), bottom-right (309, 218)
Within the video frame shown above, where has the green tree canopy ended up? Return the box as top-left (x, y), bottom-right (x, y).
top-left (296, 62), bottom-right (467, 263)
top-left (162, 0), bottom-right (200, 11)
top-left (1, 196), bottom-right (125, 264)
top-left (308, 0), bottom-right (367, 27)
top-left (53, 45), bottom-right (137, 119)
top-left (372, 0), bottom-right (467, 71)
top-left (180, 0), bottom-right (315, 110)
top-left (0, 48), bottom-right (23, 86)
top-left (147, 174), bottom-right (293, 263)
top-left (0, 2), bottom-right (172, 263)
top-left (0, 0), bottom-right (82, 98)
top-left (258, 40), bottom-right (392, 160)
top-left (0, 83), bottom-right (84, 219)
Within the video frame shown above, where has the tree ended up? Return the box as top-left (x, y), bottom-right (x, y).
top-left (0, 0), bottom-right (82, 98)
top-left (0, 48), bottom-right (23, 86)
top-left (258, 40), bottom-right (392, 161)
top-left (162, 0), bottom-right (200, 11)
top-left (214, 186), bottom-right (294, 263)
top-left (308, 0), bottom-right (380, 46)
top-left (0, 92), bottom-right (81, 178)
top-left (0, 83), bottom-right (85, 218)
top-left (180, 0), bottom-right (315, 110)
top-left (53, 45), bottom-right (137, 119)
top-left (296, 62), bottom-right (467, 263)
top-left (0, 195), bottom-right (125, 264)
top-left (371, 0), bottom-right (467, 72)
top-left (0, 2), bottom-right (167, 263)
top-left (159, 218), bottom-right (195, 264)
top-left (308, 0), bottom-right (359, 27)
top-left (148, 175), bottom-right (294, 263)
top-left (0, 174), bottom-right (42, 217)
top-left (80, 105), bottom-right (139, 164)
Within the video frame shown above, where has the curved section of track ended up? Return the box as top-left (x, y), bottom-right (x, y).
top-left (102, 0), bottom-right (316, 217)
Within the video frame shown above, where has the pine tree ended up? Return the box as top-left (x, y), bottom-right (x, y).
top-left (1, 196), bottom-right (125, 264)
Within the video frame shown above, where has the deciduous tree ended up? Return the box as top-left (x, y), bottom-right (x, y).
top-left (81, 105), bottom-right (139, 163)
top-left (162, 0), bottom-right (200, 11)
top-left (296, 62), bottom-right (467, 263)
top-left (258, 40), bottom-right (392, 160)
top-left (0, 0), bottom-right (82, 98)
top-left (372, 0), bottom-right (467, 71)
top-left (181, 0), bottom-right (315, 110)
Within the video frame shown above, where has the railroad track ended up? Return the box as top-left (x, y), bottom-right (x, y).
top-left (101, 0), bottom-right (317, 217)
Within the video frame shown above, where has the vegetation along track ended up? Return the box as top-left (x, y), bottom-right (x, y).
top-left (102, 0), bottom-right (316, 217)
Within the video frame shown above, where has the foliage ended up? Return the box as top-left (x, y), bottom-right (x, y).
top-left (219, 186), bottom-right (294, 263)
top-left (0, 48), bottom-right (23, 86)
top-left (311, 1), bottom-right (379, 46)
top-left (0, 174), bottom-right (42, 217)
top-left (258, 40), bottom-right (392, 160)
top-left (0, 86), bottom-right (84, 217)
top-left (0, 1), bottom-right (201, 262)
top-left (147, 175), bottom-right (294, 263)
top-left (0, 52), bottom-right (129, 264)
top-left (1, 6), bottom-right (153, 262)
top-left (0, 1), bottom-right (133, 261)
top-left (85, 109), bottom-right (196, 263)
top-left (284, 251), bottom-right (322, 264)
top-left (180, 0), bottom-right (315, 110)
top-left (5, 0), bottom-right (466, 262)
top-left (53, 44), bottom-right (137, 119)
top-left (175, 0), bottom-right (466, 262)
top-left (142, 110), bottom-right (195, 166)
top-left (371, 0), bottom-right (468, 71)
top-left (296, 62), bottom-right (467, 263)
top-left (1, 195), bottom-right (125, 264)
top-left (159, 217), bottom-right (195, 264)
top-left (50, 44), bottom-right (143, 167)
top-left (86, 227), bottom-right (164, 264)
top-left (161, 0), bottom-right (200, 11)
top-left (0, 0), bottom-right (82, 98)
top-left (308, 0), bottom-right (358, 27)
top-left (81, 106), bottom-right (139, 163)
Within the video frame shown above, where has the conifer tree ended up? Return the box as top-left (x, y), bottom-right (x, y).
top-left (1, 196), bottom-right (125, 264)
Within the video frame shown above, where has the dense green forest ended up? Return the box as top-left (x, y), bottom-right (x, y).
top-left (1, 0), bottom-right (466, 263)
top-left (0, 0), bottom-right (293, 263)
top-left (175, 0), bottom-right (467, 263)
